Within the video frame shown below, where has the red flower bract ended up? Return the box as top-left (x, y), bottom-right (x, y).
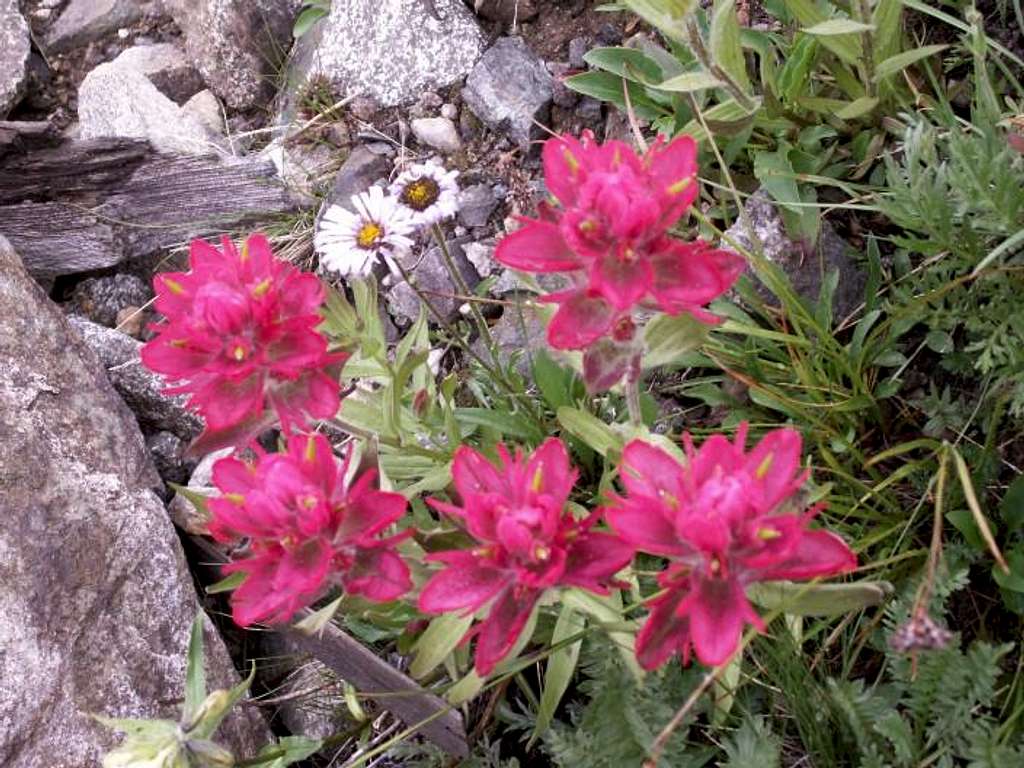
top-left (604, 425), bottom-right (856, 670)
top-left (417, 438), bottom-right (634, 676)
top-left (208, 433), bottom-right (412, 627)
top-left (495, 131), bottom-right (745, 350)
top-left (141, 234), bottom-right (345, 449)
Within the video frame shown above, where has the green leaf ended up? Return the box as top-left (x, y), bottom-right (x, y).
top-left (206, 571), bottom-right (246, 595)
top-left (168, 483), bottom-right (211, 521)
top-left (871, 0), bottom-right (904, 64)
top-left (835, 96), bottom-right (879, 120)
top-left (643, 312), bottom-right (710, 368)
top-left (292, 5), bottom-right (328, 38)
top-left (410, 613), bottom-right (475, 679)
top-left (255, 737), bottom-right (324, 768)
top-left (446, 670), bottom-right (485, 705)
top-left (563, 72), bottom-right (665, 121)
top-left (993, 546), bottom-right (1024, 593)
top-left (1000, 474), bottom-right (1024, 531)
top-left (186, 663), bottom-right (255, 740)
top-left (682, 98), bottom-right (761, 141)
top-left (561, 589), bottom-right (644, 682)
top-left (712, 654), bottom-right (742, 726)
top-left (583, 46), bottom-right (663, 83)
top-left (777, 34), bottom-right (819, 103)
top-left (622, 0), bottom-right (697, 43)
top-left (782, 0), bottom-right (862, 63)
top-left (293, 596), bottom-right (344, 636)
top-left (924, 329), bottom-right (954, 353)
top-left (746, 580), bottom-right (893, 616)
top-left (533, 349), bottom-right (574, 410)
top-left (556, 406), bottom-right (622, 457)
top-left (710, 0), bottom-right (752, 94)
top-left (874, 44), bottom-right (948, 80)
top-left (803, 19), bottom-right (874, 36)
top-left (455, 407), bottom-right (544, 443)
top-left (533, 605), bottom-right (585, 741)
top-left (654, 69), bottom-right (724, 92)
top-left (183, 613), bottom-right (206, 724)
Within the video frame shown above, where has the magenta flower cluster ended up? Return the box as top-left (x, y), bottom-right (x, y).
top-left (139, 133), bottom-right (856, 676)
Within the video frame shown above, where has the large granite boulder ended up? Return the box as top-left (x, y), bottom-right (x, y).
top-left (0, 0), bottom-right (30, 117)
top-left (161, 0), bottom-right (301, 109)
top-left (0, 236), bottom-right (269, 767)
top-left (289, 0), bottom-right (485, 108)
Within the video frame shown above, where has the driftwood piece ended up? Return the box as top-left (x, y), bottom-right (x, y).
top-left (185, 535), bottom-right (468, 758)
top-left (0, 121), bottom-right (56, 156)
top-left (0, 137), bottom-right (299, 278)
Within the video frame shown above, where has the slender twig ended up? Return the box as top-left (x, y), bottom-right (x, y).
top-left (643, 662), bottom-right (728, 767)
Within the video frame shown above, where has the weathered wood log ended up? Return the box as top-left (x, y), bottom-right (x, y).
top-left (185, 535), bottom-right (469, 758)
top-left (0, 137), bottom-right (300, 278)
top-left (0, 121), bottom-right (57, 156)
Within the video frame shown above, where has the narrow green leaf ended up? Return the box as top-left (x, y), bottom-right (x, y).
top-left (712, 654), bottom-right (742, 726)
top-left (871, 0), bottom-right (904, 63)
top-left (455, 407), bottom-right (543, 443)
top-left (873, 44), bottom-right (948, 80)
top-left (532, 349), bottom-right (573, 410)
top-left (561, 589), bottom-right (644, 682)
top-left (950, 446), bottom-right (1009, 573)
top-left (622, 0), bottom-right (697, 43)
top-left (293, 596), bottom-right (344, 636)
top-left (533, 605), bottom-right (584, 741)
top-left (187, 662), bottom-right (255, 739)
top-left (643, 312), bottom-right (710, 368)
top-left (184, 613), bottom-right (206, 724)
top-left (835, 96), bottom-right (879, 119)
top-left (782, 0), bottom-right (862, 62)
top-left (556, 406), bottom-right (622, 457)
top-left (583, 46), bottom-right (663, 83)
top-left (564, 72), bottom-right (665, 121)
top-left (1000, 475), bottom-right (1024, 531)
top-left (410, 613), bottom-right (475, 679)
top-left (710, 0), bottom-right (752, 93)
top-left (206, 571), bottom-right (247, 595)
top-left (803, 19), bottom-right (874, 36)
top-left (746, 580), bottom-right (893, 616)
top-left (292, 5), bottom-right (328, 38)
top-left (655, 70), bottom-right (724, 92)
top-left (256, 736), bottom-right (324, 768)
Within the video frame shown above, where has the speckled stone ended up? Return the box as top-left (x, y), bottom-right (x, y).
top-left (44, 0), bottom-right (148, 55)
top-left (78, 45), bottom-right (221, 155)
top-left (0, 0), bottom-right (30, 117)
top-left (297, 0), bottom-right (485, 108)
top-left (161, 0), bottom-right (301, 109)
top-left (0, 236), bottom-right (270, 768)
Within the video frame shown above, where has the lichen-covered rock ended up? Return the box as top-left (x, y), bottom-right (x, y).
top-left (291, 0), bottom-right (485, 108)
top-left (69, 274), bottom-right (153, 328)
top-left (723, 190), bottom-right (866, 319)
top-left (0, 0), bottom-right (30, 117)
top-left (0, 236), bottom-right (270, 768)
top-left (44, 0), bottom-right (150, 55)
top-left (67, 315), bottom-right (203, 440)
top-left (161, 0), bottom-right (301, 109)
top-left (78, 45), bottom-right (222, 155)
top-left (462, 36), bottom-right (553, 150)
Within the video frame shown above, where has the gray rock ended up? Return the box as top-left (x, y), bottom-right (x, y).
top-left (472, 299), bottom-right (547, 375)
top-left (411, 116), bottom-right (462, 154)
top-left (549, 62), bottom-right (579, 109)
top-left (67, 315), bottom-right (203, 440)
top-left (387, 240), bottom-right (480, 324)
top-left (457, 184), bottom-right (498, 228)
top-left (463, 240), bottom-right (497, 277)
top-left (462, 36), bottom-right (553, 151)
top-left (0, 236), bottom-right (269, 768)
top-left (44, 0), bottom-right (148, 55)
top-left (290, 0), bottom-right (485, 108)
top-left (568, 36), bottom-right (589, 70)
top-left (182, 89), bottom-right (225, 134)
top-left (0, 0), bottom-right (30, 117)
top-left (274, 140), bottom-right (338, 201)
top-left (274, 660), bottom-right (350, 742)
top-left (114, 42), bottom-right (207, 104)
top-left (146, 429), bottom-right (195, 486)
top-left (161, 0), bottom-right (301, 110)
top-left (78, 46), bottom-right (223, 155)
top-left (723, 190), bottom-right (866, 319)
top-left (323, 145), bottom-right (392, 211)
top-left (440, 102), bottom-right (458, 120)
top-left (69, 274), bottom-right (153, 328)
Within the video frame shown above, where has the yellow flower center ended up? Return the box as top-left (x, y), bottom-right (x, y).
top-left (399, 177), bottom-right (440, 211)
top-left (231, 345), bottom-right (247, 361)
top-left (356, 222), bottom-right (383, 249)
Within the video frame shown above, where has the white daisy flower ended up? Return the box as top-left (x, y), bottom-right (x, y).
top-left (315, 186), bottom-right (415, 277)
top-left (389, 162), bottom-right (460, 227)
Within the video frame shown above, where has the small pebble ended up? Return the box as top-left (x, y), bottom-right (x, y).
top-left (411, 116), bottom-right (462, 154)
top-left (440, 102), bottom-right (458, 120)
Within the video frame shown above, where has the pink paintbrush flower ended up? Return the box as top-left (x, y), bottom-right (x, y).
top-left (208, 433), bottom-right (412, 627)
top-left (604, 425), bottom-right (856, 670)
top-left (418, 438), bottom-right (634, 676)
top-left (494, 131), bottom-right (744, 351)
top-left (141, 234), bottom-right (345, 451)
